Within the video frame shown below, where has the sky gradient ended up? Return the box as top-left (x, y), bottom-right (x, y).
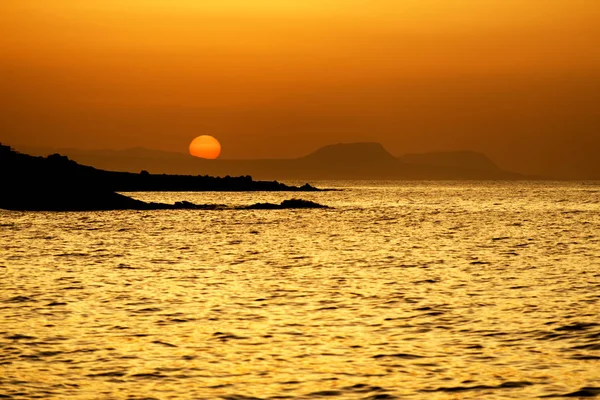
top-left (1, 0), bottom-right (599, 177)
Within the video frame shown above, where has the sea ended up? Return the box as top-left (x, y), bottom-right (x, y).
top-left (1, 181), bottom-right (599, 399)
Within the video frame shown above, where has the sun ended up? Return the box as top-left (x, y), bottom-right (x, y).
top-left (189, 135), bottom-right (221, 159)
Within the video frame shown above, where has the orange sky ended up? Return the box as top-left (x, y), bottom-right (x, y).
top-left (1, 0), bottom-right (599, 177)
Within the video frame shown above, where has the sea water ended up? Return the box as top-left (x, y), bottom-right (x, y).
top-left (1, 182), bottom-right (599, 399)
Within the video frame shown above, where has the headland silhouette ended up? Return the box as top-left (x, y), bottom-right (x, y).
top-left (0, 144), bottom-right (327, 211)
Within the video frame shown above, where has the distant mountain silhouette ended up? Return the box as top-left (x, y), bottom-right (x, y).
top-left (400, 151), bottom-right (500, 172)
top-left (16, 142), bottom-right (523, 180)
top-left (301, 142), bottom-right (397, 163)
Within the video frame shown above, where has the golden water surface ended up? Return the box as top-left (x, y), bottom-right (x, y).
top-left (1, 182), bottom-right (599, 399)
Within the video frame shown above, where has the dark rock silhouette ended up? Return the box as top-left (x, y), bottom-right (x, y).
top-left (16, 142), bottom-right (525, 180)
top-left (1, 187), bottom-right (151, 212)
top-left (239, 199), bottom-right (329, 210)
top-left (0, 145), bottom-right (329, 211)
top-left (0, 144), bottom-right (321, 192)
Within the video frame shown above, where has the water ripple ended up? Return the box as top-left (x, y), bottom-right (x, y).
top-left (1, 182), bottom-right (599, 399)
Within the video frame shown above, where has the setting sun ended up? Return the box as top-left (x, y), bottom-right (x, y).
top-left (189, 135), bottom-right (221, 159)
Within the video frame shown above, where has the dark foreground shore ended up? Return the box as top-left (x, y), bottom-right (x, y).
top-left (0, 145), bottom-right (330, 211)
top-left (1, 192), bottom-right (329, 212)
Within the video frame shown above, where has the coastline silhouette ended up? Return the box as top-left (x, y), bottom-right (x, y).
top-left (0, 144), bottom-right (327, 211)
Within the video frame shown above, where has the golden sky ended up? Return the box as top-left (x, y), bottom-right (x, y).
top-left (1, 0), bottom-right (599, 176)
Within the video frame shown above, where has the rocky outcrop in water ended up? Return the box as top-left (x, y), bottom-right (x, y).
top-left (238, 199), bottom-right (329, 210)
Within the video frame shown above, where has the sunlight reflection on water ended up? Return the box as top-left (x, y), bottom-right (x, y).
top-left (1, 182), bottom-right (599, 399)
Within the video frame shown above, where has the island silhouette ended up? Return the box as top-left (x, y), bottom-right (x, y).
top-left (16, 142), bottom-right (523, 180)
top-left (0, 144), bottom-right (327, 211)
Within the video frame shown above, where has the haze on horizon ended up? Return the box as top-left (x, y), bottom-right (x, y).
top-left (1, 0), bottom-right (599, 178)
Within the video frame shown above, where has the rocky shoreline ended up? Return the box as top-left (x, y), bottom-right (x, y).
top-left (1, 145), bottom-right (330, 211)
top-left (1, 194), bottom-right (329, 212)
